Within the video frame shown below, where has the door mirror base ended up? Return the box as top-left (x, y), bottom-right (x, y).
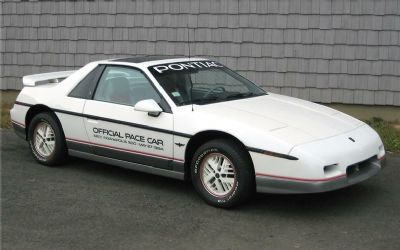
top-left (148, 111), bottom-right (161, 117)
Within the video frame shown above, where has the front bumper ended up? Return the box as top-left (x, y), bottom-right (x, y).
top-left (256, 156), bottom-right (385, 194)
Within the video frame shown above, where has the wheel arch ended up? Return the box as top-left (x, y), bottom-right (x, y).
top-left (184, 130), bottom-right (254, 181)
top-left (25, 104), bottom-right (65, 140)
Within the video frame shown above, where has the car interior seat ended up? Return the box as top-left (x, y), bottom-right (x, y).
top-left (108, 77), bottom-right (132, 105)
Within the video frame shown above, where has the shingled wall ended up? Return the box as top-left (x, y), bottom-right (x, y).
top-left (1, 0), bottom-right (399, 106)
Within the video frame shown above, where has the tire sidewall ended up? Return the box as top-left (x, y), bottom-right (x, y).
top-left (191, 140), bottom-right (253, 207)
top-left (28, 112), bottom-right (66, 166)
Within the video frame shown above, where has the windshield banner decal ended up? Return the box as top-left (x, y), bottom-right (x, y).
top-left (152, 61), bottom-right (224, 74)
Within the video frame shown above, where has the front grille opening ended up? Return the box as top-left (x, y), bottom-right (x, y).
top-left (324, 164), bottom-right (339, 175)
top-left (346, 156), bottom-right (376, 178)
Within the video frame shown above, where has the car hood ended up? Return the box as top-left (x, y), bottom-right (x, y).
top-left (196, 93), bottom-right (364, 146)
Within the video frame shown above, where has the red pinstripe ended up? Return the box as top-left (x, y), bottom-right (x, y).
top-left (11, 120), bottom-right (25, 128)
top-left (256, 172), bottom-right (346, 182)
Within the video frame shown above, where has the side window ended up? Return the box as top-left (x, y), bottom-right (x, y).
top-left (69, 65), bottom-right (105, 99)
top-left (93, 66), bottom-right (161, 107)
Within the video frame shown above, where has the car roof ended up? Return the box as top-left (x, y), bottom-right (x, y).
top-left (111, 56), bottom-right (181, 63)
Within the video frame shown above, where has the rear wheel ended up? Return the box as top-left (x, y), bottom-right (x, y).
top-left (28, 112), bottom-right (67, 166)
top-left (191, 139), bottom-right (254, 208)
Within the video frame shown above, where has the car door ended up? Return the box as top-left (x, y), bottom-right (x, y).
top-left (82, 65), bottom-right (174, 170)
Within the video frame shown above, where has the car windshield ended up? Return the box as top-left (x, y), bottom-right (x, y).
top-left (148, 61), bottom-right (266, 106)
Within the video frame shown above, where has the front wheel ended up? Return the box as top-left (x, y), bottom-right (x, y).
top-left (28, 112), bottom-right (67, 166)
top-left (191, 139), bottom-right (254, 208)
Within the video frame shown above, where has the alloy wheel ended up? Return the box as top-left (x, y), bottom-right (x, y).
top-left (200, 153), bottom-right (237, 197)
top-left (33, 121), bottom-right (56, 158)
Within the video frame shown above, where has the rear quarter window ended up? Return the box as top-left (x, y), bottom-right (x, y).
top-left (68, 65), bottom-right (105, 99)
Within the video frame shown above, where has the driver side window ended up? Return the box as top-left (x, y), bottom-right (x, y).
top-left (94, 66), bottom-right (161, 107)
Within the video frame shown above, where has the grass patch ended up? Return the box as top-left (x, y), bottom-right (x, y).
top-left (1, 90), bottom-right (19, 128)
top-left (366, 117), bottom-right (400, 153)
top-left (1, 103), bottom-right (12, 129)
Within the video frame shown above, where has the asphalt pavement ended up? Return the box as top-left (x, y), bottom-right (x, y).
top-left (1, 129), bottom-right (400, 250)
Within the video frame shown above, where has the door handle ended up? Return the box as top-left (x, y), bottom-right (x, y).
top-left (87, 119), bottom-right (99, 124)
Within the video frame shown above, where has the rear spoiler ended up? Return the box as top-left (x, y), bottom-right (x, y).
top-left (22, 70), bottom-right (76, 86)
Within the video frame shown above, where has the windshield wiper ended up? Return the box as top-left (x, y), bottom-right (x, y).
top-left (185, 92), bottom-right (264, 106)
top-left (225, 92), bottom-right (267, 100)
top-left (225, 92), bottom-right (255, 100)
top-left (191, 96), bottom-right (219, 105)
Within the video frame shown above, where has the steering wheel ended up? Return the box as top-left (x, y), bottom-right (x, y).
top-left (203, 86), bottom-right (226, 99)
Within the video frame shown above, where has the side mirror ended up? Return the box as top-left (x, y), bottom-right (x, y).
top-left (134, 99), bottom-right (163, 117)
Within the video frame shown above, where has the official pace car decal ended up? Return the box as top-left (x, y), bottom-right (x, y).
top-left (151, 61), bottom-right (224, 74)
top-left (92, 127), bottom-right (165, 151)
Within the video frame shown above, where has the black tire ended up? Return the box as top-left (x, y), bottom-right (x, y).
top-left (28, 112), bottom-right (67, 166)
top-left (191, 139), bottom-right (254, 208)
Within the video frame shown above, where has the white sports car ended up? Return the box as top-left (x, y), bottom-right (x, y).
top-left (10, 57), bottom-right (385, 207)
